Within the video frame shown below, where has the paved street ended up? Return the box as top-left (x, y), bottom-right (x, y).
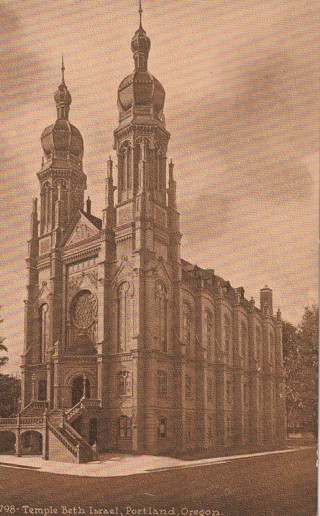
top-left (0, 447), bottom-right (316, 516)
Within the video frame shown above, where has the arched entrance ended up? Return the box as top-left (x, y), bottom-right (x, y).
top-left (21, 431), bottom-right (42, 455)
top-left (0, 431), bottom-right (16, 454)
top-left (71, 376), bottom-right (91, 406)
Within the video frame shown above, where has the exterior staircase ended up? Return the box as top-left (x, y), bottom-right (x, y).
top-left (0, 399), bottom-right (101, 463)
top-left (47, 414), bottom-right (97, 463)
top-left (20, 400), bottom-right (48, 416)
top-left (46, 400), bottom-right (101, 463)
top-left (65, 398), bottom-right (102, 424)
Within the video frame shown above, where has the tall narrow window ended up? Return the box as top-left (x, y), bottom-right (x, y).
top-left (226, 380), bottom-right (232, 406)
top-left (157, 370), bottom-right (168, 396)
top-left (186, 417), bottom-right (192, 439)
top-left (41, 182), bottom-right (51, 234)
top-left (39, 303), bottom-right (49, 362)
top-left (156, 283), bottom-right (167, 352)
top-left (259, 383), bottom-right (263, 409)
top-left (118, 282), bottom-right (130, 352)
top-left (119, 142), bottom-right (132, 195)
top-left (244, 383), bottom-right (249, 407)
top-left (53, 179), bottom-right (68, 227)
top-left (224, 315), bottom-right (232, 355)
top-left (269, 332), bottom-right (275, 364)
top-left (158, 417), bottom-right (167, 438)
top-left (205, 310), bottom-right (214, 361)
top-left (154, 143), bottom-right (165, 192)
top-left (241, 322), bottom-right (247, 357)
top-left (119, 416), bottom-right (132, 439)
top-left (207, 377), bottom-right (213, 401)
top-left (183, 303), bottom-right (192, 355)
top-left (38, 379), bottom-right (47, 401)
top-left (126, 145), bottom-right (132, 190)
top-left (256, 325), bottom-right (262, 362)
top-left (118, 372), bottom-right (132, 396)
top-left (185, 375), bottom-right (192, 398)
top-left (208, 416), bottom-right (214, 439)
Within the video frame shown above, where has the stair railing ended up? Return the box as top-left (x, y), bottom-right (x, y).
top-left (48, 420), bottom-right (78, 457)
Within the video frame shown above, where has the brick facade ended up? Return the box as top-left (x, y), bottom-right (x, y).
top-left (17, 17), bottom-right (286, 459)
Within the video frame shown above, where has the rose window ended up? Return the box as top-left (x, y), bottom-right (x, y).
top-left (71, 290), bottom-right (97, 329)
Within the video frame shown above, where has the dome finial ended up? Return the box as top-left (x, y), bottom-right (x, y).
top-left (61, 54), bottom-right (65, 85)
top-left (138, 0), bottom-right (143, 27)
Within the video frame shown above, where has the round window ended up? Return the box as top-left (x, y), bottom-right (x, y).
top-left (71, 290), bottom-right (97, 329)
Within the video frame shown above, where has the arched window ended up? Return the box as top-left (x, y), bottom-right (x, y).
top-left (119, 142), bottom-right (132, 194)
top-left (208, 416), bottom-right (214, 439)
top-left (205, 310), bottom-right (214, 360)
top-left (156, 283), bottom-right (168, 352)
top-left (185, 375), bottom-right (192, 398)
top-left (118, 282), bottom-right (130, 352)
top-left (154, 143), bottom-right (165, 191)
top-left (269, 331), bottom-right (275, 364)
top-left (118, 416), bottom-right (132, 439)
top-left (183, 303), bottom-right (192, 355)
top-left (40, 182), bottom-right (51, 234)
top-left (256, 325), bottom-right (262, 362)
top-left (118, 372), bottom-right (132, 396)
top-left (207, 377), bottom-right (213, 401)
top-left (158, 417), bottom-right (167, 438)
top-left (157, 370), bottom-right (168, 396)
top-left (224, 315), bottom-right (232, 355)
top-left (38, 379), bottom-right (47, 401)
top-left (241, 322), bottom-right (247, 357)
top-left (39, 304), bottom-right (49, 362)
top-left (53, 179), bottom-right (68, 226)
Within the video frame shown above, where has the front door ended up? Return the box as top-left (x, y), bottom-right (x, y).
top-left (71, 376), bottom-right (90, 406)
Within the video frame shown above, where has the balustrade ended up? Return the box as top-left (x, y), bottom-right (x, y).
top-left (0, 418), bottom-right (17, 427)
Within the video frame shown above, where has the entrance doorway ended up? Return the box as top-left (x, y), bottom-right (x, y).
top-left (21, 431), bottom-right (42, 455)
top-left (89, 418), bottom-right (98, 445)
top-left (38, 380), bottom-right (47, 401)
top-left (71, 376), bottom-right (91, 406)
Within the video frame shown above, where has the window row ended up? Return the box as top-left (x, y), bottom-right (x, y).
top-left (118, 416), bottom-right (167, 439)
top-left (118, 281), bottom-right (168, 353)
top-left (118, 141), bottom-right (166, 199)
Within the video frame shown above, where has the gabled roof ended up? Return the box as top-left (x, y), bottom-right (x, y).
top-left (79, 210), bottom-right (102, 230)
top-left (61, 210), bottom-right (102, 248)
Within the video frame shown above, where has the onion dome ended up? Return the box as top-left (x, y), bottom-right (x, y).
top-left (117, 12), bottom-right (165, 122)
top-left (41, 59), bottom-right (84, 161)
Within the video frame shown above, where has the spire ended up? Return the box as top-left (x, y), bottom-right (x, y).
top-left (139, 0), bottom-right (143, 27)
top-left (54, 57), bottom-right (72, 119)
top-left (131, 1), bottom-right (150, 70)
top-left (61, 54), bottom-right (65, 85)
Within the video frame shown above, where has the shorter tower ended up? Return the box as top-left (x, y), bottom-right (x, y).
top-left (39, 60), bottom-right (86, 244)
top-left (22, 62), bottom-right (88, 411)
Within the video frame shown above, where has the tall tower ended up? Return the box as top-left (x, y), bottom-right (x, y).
top-left (114, 8), bottom-right (179, 258)
top-left (106, 5), bottom-right (182, 454)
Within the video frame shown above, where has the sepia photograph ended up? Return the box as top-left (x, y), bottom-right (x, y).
top-left (0, 1), bottom-right (318, 514)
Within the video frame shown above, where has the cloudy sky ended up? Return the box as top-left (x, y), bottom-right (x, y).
top-left (0, 0), bottom-right (318, 373)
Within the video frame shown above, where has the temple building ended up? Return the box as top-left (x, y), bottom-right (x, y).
top-left (0, 8), bottom-right (286, 462)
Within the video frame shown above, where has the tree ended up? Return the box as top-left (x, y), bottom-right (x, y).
top-left (0, 374), bottom-right (21, 417)
top-left (298, 305), bottom-right (318, 436)
top-left (0, 314), bottom-right (8, 368)
top-left (283, 305), bottom-right (318, 437)
top-left (0, 311), bottom-right (20, 418)
top-left (282, 320), bottom-right (301, 431)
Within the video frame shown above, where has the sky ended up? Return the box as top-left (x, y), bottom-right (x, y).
top-left (0, 0), bottom-right (318, 374)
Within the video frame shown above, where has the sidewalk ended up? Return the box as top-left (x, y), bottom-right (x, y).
top-left (0, 445), bottom-right (313, 478)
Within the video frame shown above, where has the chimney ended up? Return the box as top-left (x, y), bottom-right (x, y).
top-left (86, 196), bottom-right (92, 215)
top-left (260, 286), bottom-right (273, 315)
